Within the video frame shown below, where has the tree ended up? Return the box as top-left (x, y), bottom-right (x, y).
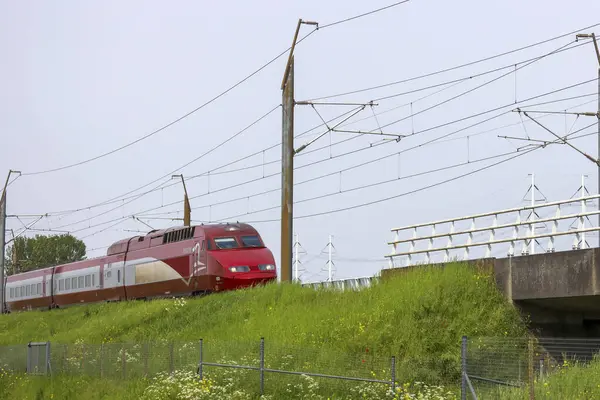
top-left (5, 233), bottom-right (86, 274)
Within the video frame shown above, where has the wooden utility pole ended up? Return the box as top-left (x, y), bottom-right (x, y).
top-left (172, 174), bottom-right (191, 226)
top-left (280, 19), bottom-right (317, 282)
top-left (281, 55), bottom-right (295, 283)
top-left (575, 33), bottom-right (600, 247)
top-left (1, 170), bottom-right (21, 313)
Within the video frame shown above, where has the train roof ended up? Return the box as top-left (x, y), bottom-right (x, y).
top-left (5, 223), bottom-right (262, 280)
top-left (106, 223), bottom-right (259, 256)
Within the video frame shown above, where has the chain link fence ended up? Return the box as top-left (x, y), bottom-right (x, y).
top-left (461, 336), bottom-right (600, 399)
top-left (0, 338), bottom-right (398, 398)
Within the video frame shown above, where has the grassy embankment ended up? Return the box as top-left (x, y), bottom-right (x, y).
top-left (0, 262), bottom-right (530, 399)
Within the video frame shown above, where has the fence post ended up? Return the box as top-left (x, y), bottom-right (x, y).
top-left (390, 356), bottom-right (396, 393)
top-left (259, 337), bottom-right (265, 396)
top-left (198, 339), bottom-right (203, 380)
top-left (100, 343), bottom-right (104, 379)
top-left (26, 342), bottom-right (31, 374)
top-left (46, 341), bottom-right (51, 376)
top-left (461, 336), bottom-right (467, 400)
top-left (528, 338), bottom-right (535, 400)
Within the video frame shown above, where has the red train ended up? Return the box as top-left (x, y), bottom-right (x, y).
top-left (3, 223), bottom-right (277, 312)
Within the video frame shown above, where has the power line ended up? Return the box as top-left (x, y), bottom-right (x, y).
top-left (378, 39), bottom-right (579, 131)
top-left (36, 105), bottom-right (366, 218)
top-left (218, 120), bottom-right (600, 221)
top-left (398, 79), bottom-right (598, 142)
top-left (373, 41), bottom-right (590, 103)
top-left (20, 83), bottom-right (594, 236)
top-left (207, 119), bottom-right (597, 222)
top-left (216, 149), bottom-right (538, 221)
top-left (17, 0), bottom-right (415, 178)
top-left (42, 88), bottom-right (598, 231)
top-left (306, 21), bottom-right (600, 101)
top-left (318, 0), bottom-right (411, 29)
top-left (37, 104), bottom-right (282, 217)
top-left (19, 37), bottom-right (319, 177)
top-left (243, 146), bottom-right (542, 224)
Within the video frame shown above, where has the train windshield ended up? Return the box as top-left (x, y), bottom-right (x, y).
top-left (240, 235), bottom-right (263, 248)
top-left (214, 237), bottom-right (239, 249)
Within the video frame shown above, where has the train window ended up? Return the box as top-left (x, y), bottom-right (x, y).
top-left (72, 277), bottom-right (77, 289)
top-left (31, 285), bottom-right (35, 295)
top-left (117, 270), bottom-right (121, 283)
top-left (92, 274), bottom-right (95, 287)
top-left (78, 276), bottom-right (84, 288)
top-left (26, 285), bottom-right (30, 296)
top-left (38, 283), bottom-right (42, 294)
top-left (59, 280), bottom-right (64, 291)
top-left (214, 237), bottom-right (239, 249)
top-left (10, 288), bottom-right (14, 298)
top-left (85, 275), bottom-right (91, 288)
top-left (65, 279), bottom-right (71, 290)
top-left (240, 235), bottom-right (262, 247)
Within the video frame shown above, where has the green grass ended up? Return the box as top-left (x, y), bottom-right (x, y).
top-left (488, 358), bottom-right (600, 399)
top-left (0, 262), bottom-right (529, 399)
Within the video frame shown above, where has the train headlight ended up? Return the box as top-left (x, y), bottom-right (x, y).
top-left (229, 266), bottom-right (250, 273)
top-left (259, 264), bottom-right (275, 271)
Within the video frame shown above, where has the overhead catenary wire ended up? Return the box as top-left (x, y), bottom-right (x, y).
top-left (318, 0), bottom-right (411, 30)
top-left (139, 102), bottom-right (600, 221)
top-left (25, 86), bottom-right (597, 232)
top-left (306, 21), bottom-right (600, 101)
top-left (216, 124), bottom-right (599, 221)
top-left (19, 40), bottom-right (315, 177)
top-left (35, 105), bottom-right (365, 218)
top-left (16, 0), bottom-right (414, 178)
top-left (20, 39), bottom-right (594, 219)
top-left (242, 146), bottom-right (544, 224)
top-left (377, 39), bottom-right (580, 131)
top-left (71, 119), bottom-right (599, 239)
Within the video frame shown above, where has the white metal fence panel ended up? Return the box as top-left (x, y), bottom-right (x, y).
top-left (387, 194), bottom-right (600, 267)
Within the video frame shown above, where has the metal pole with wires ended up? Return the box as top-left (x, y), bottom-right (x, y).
top-left (575, 33), bottom-right (600, 247)
top-left (280, 19), bottom-right (318, 283)
top-left (1, 170), bottom-right (21, 314)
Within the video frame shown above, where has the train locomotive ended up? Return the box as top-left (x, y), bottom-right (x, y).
top-left (4, 223), bottom-right (277, 312)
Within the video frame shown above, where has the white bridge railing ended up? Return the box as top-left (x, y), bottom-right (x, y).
top-left (386, 194), bottom-right (600, 267)
top-left (301, 276), bottom-right (377, 291)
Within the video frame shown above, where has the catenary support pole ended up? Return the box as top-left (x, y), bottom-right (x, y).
top-left (281, 57), bottom-right (294, 282)
top-left (0, 188), bottom-right (5, 314)
top-left (531, 173), bottom-right (535, 255)
top-left (280, 19), bottom-right (317, 282)
top-left (0, 170), bottom-right (19, 314)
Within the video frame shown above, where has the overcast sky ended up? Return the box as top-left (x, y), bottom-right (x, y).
top-left (1, 0), bottom-right (600, 282)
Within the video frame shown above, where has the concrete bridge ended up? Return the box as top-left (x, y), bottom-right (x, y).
top-left (494, 248), bottom-right (600, 337)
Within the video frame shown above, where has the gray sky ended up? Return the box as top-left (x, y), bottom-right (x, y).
top-left (2, 0), bottom-right (600, 282)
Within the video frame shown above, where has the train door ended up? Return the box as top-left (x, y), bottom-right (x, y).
top-left (104, 261), bottom-right (124, 294)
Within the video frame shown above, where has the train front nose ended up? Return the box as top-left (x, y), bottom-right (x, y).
top-left (208, 248), bottom-right (277, 291)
